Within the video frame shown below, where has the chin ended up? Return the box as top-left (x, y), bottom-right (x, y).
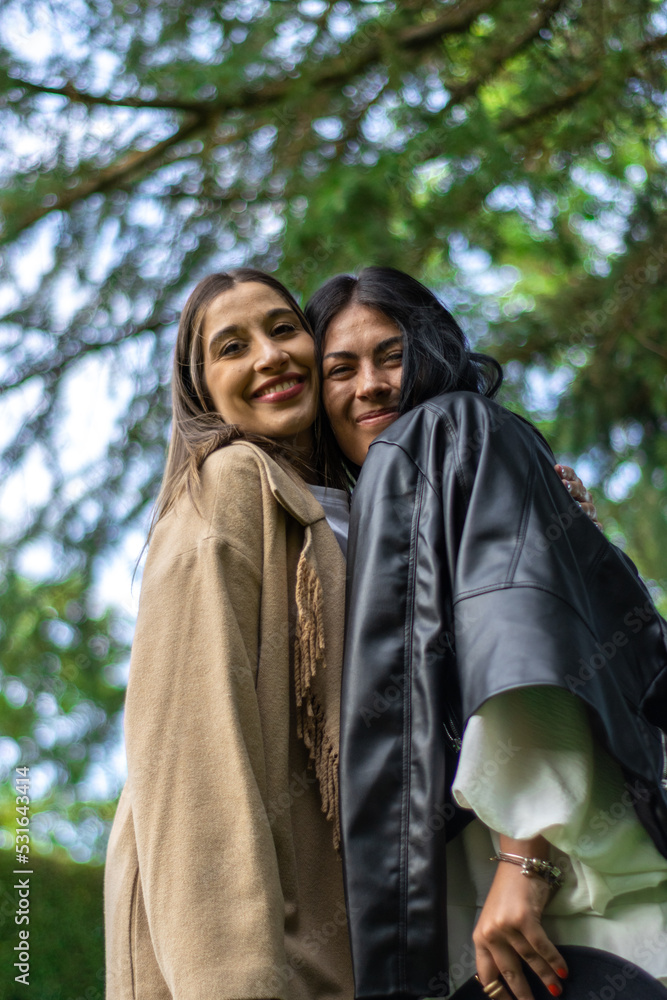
top-left (274, 417), bottom-right (316, 444)
top-left (350, 446), bottom-right (370, 467)
top-left (253, 408), bottom-right (309, 439)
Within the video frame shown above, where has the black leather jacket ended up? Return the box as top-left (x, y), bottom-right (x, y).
top-left (340, 391), bottom-right (667, 1000)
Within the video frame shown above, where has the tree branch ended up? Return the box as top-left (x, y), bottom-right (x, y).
top-left (0, 311), bottom-right (168, 393)
top-left (640, 31), bottom-right (667, 54)
top-left (500, 72), bottom-right (600, 132)
top-left (0, 0), bottom-right (633, 245)
top-left (635, 333), bottom-right (667, 362)
top-left (7, 0), bottom-right (498, 115)
top-left (0, 114), bottom-right (208, 243)
top-left (444, 0), bottom-right (568, 104)
top-left (499, 29), bottom-right (667, 134)
top-left (399, 0), bottom-right (498, 49)
top-left (3, 77), bottom-right (214, 113)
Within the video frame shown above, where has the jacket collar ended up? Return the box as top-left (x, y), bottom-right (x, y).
top-left (230, 441), bottom-right (327, 528)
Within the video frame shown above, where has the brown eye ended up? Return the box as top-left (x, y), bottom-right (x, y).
top-left (272, 322), bottom-right (296, 336)
top-left (219, 340), bottom-right (242, 356)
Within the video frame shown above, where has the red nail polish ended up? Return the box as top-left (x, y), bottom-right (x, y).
top-left (548, 985), bottom-right (562, 997)
top-left (556, 967), bottom-right (569, 979)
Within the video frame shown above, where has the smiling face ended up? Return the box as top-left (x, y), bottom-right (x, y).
top-left (322, 301), bottom-right (403, 467)
top-left (202, 281), bottom-right (318, 447)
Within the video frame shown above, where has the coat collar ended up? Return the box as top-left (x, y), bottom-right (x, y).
top-left (230, 441), bottom-right (328, 528)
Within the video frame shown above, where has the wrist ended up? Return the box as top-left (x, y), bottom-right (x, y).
top-left (495, 833), bottom-right (562, 890)
top-left (491, 851), bottom-right (564, 889)
top-left (499, 833), bottom-right (550, 858)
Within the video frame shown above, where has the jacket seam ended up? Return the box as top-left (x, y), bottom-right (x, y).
top-left (506, 461), bottom-right (534, 583)
top-left (453, 582), bottom-right (599, 638)
top-left (159, 536), bottom-right (262, 578)
top-left (436, 410), bottom-right (471, 507)
top-left (368, 440), bottom-right (441, 496)
top-left (398, 471), bottom-right (425, 993)
top-left (202, 534), bottom-right (263, 574)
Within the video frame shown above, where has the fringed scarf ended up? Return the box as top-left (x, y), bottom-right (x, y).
top-left (293, 523), bottom-right (342, 851)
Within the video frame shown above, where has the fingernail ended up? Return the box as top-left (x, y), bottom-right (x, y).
top-left (557, 967), bottom-right (569, 979)
top-left (548, 985), bottom-right (562, 997)
top-left (565, 482), bottom-right (572, 492)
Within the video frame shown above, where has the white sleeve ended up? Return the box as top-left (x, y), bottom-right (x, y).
top-left (452, 686), bottom-right (667, 913)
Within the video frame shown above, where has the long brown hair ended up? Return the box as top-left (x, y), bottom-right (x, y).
top-left (150, 267), bottom-right (318, 536)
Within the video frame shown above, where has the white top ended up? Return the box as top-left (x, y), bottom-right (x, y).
top-left (307, 485), bottom-right (350, 558)
top-left (450, 686), bottom-right (667, 988)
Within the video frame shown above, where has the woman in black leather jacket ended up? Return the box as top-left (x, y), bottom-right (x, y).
top-left (305, 267), bottom-right (667, 1000)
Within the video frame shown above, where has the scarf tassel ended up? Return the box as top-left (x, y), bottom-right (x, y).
top-left (294, 548), bottom-right (341, 851)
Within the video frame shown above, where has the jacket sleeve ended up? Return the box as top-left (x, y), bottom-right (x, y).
top-left (440, 397), bottom-right (667, 776)
top-left (444, 399), bottom-right (605, 716)
top-left (123, 452), bottom-right (288, 999)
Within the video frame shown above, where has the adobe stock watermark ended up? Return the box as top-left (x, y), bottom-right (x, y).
top-left (574, 778), bottom-right (651, 855)
top-left (631, 926), bottom-right (667, 988)
top-left (264, 768), bottom-right (319, 826)
top-left (358, 672), bottom-right (406, 728)
top-left (584, 959), bottom-right (643, 1000)
top-left (527, 497), bottom-right (590, 556)
top-left (568, 243), bottom-right (667, 344)
top-left (283, 235), bottom-right (342, 291)
top-left (424, 940), bottom-right (477, 998)
top-left (383, 124), bottom-right (452, 195)
top-left (270, 9), bottom-right (392, 134)
top-left (581, 941), bottom-right (665, 1000)
top-left (414, 737), bottom-right (523, 845)
top-left (13, 765), bottom-right (32, 987)
top-left (264, 901), bottom-right (358, 995)
top-left (355, 618), bottom-right (483, 733)
top-left (354, 619), bottom-right (463, 731)
top-left (564, 598), bottom-right (655, 693)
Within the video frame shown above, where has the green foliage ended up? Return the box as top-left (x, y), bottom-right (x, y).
top-left (0, 570), bottom-right (128, 860)
top-left (0, 849), bottom-right (104, 999)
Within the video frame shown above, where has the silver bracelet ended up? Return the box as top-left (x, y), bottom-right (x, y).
top-left (490, 851), bottom-right (563, 889)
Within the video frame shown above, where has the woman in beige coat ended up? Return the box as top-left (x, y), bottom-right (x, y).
top-left (104, 269), bottom-right (354, 1000)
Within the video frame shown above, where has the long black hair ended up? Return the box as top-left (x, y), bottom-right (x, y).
top-left (304, 265), bottom-right (503, 486)
top-left (306, 265), bottom-right (503, 410)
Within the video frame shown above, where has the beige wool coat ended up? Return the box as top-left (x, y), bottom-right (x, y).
top-left (104, 442), bottom-right (354, 1000)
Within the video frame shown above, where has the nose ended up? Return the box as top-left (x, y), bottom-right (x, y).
top-left (253, 334), bottom-right (289, 372)
top-left (356, 361), bottom-right (392, 400)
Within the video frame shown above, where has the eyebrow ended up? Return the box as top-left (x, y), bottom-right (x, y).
top-left (322, 334), bottom-right (403, 363)
top-left (208, 307), bottom-right (298, 351)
